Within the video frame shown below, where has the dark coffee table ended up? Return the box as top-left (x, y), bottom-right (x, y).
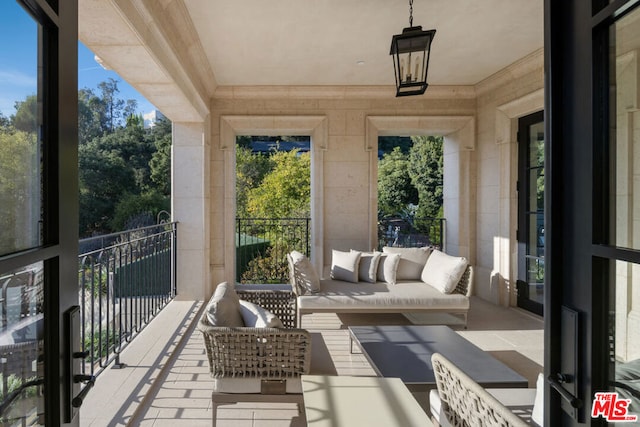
top-left (349, 325), bottom-right (528, 392)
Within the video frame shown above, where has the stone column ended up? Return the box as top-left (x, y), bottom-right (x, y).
top-left (172, 120), bottom-right (211, 301)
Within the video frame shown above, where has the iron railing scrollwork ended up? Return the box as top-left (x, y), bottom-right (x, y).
top-left (378, 217), bottom-right (446, 251)
top-left (78, 222), bottom-right (177, 378)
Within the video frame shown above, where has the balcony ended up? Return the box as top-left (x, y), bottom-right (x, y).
top-left (67, 218), bottom-right (541, 425)
top-left (79, 295), bottom-right (542, 426)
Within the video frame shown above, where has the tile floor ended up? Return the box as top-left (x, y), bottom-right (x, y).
top-left (80, 297), bottom-right (543, 426)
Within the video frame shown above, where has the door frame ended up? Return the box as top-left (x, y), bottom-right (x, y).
top-left (0, 1), bottom-right (80, 425)
top-left (516, 110), bottom-right (545, 316)
top-left (545, 0), bottom-right (640, 424)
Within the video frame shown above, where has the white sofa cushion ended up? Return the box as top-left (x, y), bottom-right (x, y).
top-left (206, 282), bottom-right (244, 327)
top-left (421, 250), bottom-right (468, 294)
top-left (330, 249), bottom-right (362, 283)
top-left (377, 252), bottom-right (401, 284)
top-left (298, 279), bottom-right (469, 311)
top-left (383, 246), bottom-right (432, 280)
top-left (353, 250), bottom-right (382, 283)
top-left (289, 250), bottom-right (320, 294)
top-left (238, 300), bottom-right (284, 328)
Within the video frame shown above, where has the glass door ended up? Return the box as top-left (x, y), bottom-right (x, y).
top-left (0, 1), bottom-right (80, 425)
top-left (517, 111), bottom-right (544, 316)
top-left (599, 4), bottom-right (640, 421)
top-left (0, 4), bottom-right (46, 424)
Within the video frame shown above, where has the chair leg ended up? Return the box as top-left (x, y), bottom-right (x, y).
top-left (211, 398), bottom-right (218, 427)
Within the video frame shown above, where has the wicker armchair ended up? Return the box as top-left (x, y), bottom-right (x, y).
top-left (432, 352), bottom-right (529, 427)
top-left (198, 286), bottom-right (312, 426)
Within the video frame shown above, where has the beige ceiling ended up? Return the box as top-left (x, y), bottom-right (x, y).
top-left (79, 0), bottom-right (543, 121)
top-left (187, 0), bottom-right (543, 86)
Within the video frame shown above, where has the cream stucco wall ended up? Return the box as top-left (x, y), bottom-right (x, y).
top-left (203, 49), bottom-right (545, 306)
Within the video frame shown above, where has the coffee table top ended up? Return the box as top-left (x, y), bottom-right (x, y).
top-left (349, 325), bottom-right (527, 390)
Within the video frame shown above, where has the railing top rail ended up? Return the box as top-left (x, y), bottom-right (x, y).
top-left (236, 217), bottom-right (310, 221)
top-left (79, 222), bottom-right (177, 245)
top-left (79, 222), bottom-right (177, 257)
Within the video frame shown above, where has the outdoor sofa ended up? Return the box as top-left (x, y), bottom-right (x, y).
top-left (287, 246), bottom-right (474, 328)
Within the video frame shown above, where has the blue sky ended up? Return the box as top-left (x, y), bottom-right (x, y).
top-left (0, 1), bottom-right (155, 117)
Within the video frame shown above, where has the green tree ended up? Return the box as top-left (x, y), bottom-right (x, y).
top-left (0, 112), bottom-right (11, 129)
top-left (408, 136), bottom-right (443, 219)
top-left (79, 143), bottom-right (137, 235)
top-left (98, 78), bottom-right (127, 132)
top-left (12, 95), bottom-right (38, 134)
top-left (236, 145), bottom-right (274, 217)
top-left (110, 190), bottom-right (170, 231)
top-left (93, 124), bottom-right (154, 190)
top-left (246, 150), bottom-right (310, 218)
top-left (378, 136), bottom-right (412, 156)
top-left (377, 147), bottom-right (418, 217)
top-left (149, 117), bottom-right (172, 195)
top-left (79, 87), bottom-right (107, 144)
top-left (0, 129), bottom-right (38, 253)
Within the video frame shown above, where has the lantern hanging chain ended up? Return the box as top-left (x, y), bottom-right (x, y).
top-left (409, 0), bottom-right (413, 27)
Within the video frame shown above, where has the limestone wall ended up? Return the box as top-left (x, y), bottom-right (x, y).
top-left (207, 87), bottom-right (476, 291)
top-left (474, 49), bottom-right (544, 305)
top-left (203, 49), bottom-right (545, 306)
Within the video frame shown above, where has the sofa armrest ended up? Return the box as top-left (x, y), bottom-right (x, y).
top-left (199, 318), bottom-right (312, 379)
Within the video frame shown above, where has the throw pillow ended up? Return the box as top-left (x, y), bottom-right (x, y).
top-left (376, 252), bottom-right (401, 285)
top-left (239, 300), bottom-right (284, 328)
top-left (531, 373), bottom-right (544, 426)
top-left (289, 250), bottom-right (321, 294)
top-left (286, 253), bottom-right (298, 295)
top-left (420, 249), bottom-right (468, 294)
top-left (352, 250), bottom-right (382, 283)
top-left (206, 282), bottom-right (244, 327)
top-left (383, 246), bottom-right (432, 281)
top-left (330, 249), bottom-right (362, 283)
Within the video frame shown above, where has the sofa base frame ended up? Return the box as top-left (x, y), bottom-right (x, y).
top-left (298, 307), bottom-right (468, 329)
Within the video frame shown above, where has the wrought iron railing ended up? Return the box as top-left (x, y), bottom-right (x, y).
top-left (78, 222), bottom-right (177, 377)
top-left (378, 217), bottom-right (446, 251)
top-left (236, 217), bottom-right (310, 284)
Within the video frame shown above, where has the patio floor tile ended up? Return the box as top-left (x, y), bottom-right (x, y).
top-left (80, 296), bottom-right (543, 426)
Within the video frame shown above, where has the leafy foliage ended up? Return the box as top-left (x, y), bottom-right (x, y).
top-left (149, 117), bottom-right (172, 195)
top-left (235, 141), bottom-right (311, 283)
top-left (378, 136), bottom-right (444, 227)
top-left (408, 135), bottom-right (443, 219)
top-left (12, 94), bottom-right (38, 133)
top-left (240, 246), bottom-right (290, 284)
top-left (75, 79), bottom-right (171, 236)
top-left (246, 149), bottom-right (311, 218)
top-left (79, 143), bottom-right (137, 234)
top-left (0, 129), bottom-right (38, 253)
top-left (236, 146), bottom-right (274, 217)
top-left (378, 136), bottom-right (412, 155)
top-left (378, 147), bottom-right (418, 217)
top-left (111, 191), bottom-right (169, 231)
